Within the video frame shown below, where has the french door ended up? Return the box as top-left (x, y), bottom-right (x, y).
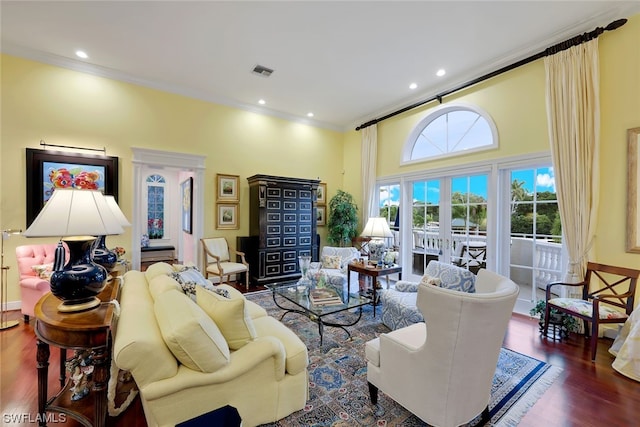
top-left (407, 172), bottom-right (490, 281)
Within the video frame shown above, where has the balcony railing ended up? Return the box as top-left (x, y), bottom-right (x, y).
top-left (411, 229), bottom-right (563, 289)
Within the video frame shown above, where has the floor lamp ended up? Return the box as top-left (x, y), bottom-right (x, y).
top-left (1, 229), bottom-right (21, 330)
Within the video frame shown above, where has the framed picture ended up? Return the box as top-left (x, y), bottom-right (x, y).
top-left (317, 182), bottom-right (327, 205)
top-left (217, 174), bottom-right (240, 202)
top-left (26, 148), bottom-right (119, 227)
top-left (181, 177), bottom-right (193, 234)
top-left (316, 206), bottom-right (326, 226)
top-left (217, 203), bottom-right (239, 229)
top-left (627, 127), bottom-right (640, 253)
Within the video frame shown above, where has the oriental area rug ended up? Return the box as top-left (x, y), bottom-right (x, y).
top-left (246, 290), bottom-right (562, 427)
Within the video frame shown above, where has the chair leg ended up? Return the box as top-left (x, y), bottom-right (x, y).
top-left (245, 271), bottom-right (249, 291)
top-left (24, 314), bottom-right (30, 323)
top-left (368, 382), bottom-right (378, 405)
top-left (479, 405), bottom-right (490, 424)
top-left (590, 320), bottom-right (599, 361)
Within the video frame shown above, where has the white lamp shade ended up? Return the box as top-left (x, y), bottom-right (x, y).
top-left (105, 195), bottom-right (131, 227)
top-left (23, 189), bottom-right (124, 238)
top-left (360, 217), bottom-right (394, 238)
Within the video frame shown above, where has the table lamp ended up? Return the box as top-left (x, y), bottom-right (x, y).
top-left (22, 189), bottom-right (124, 312)
top-left (92, 195), bottom-right (131, 272)
top-left (361, 217), bottom-right (393, 263)
top-left (1, 229), bottom-right (21, 330)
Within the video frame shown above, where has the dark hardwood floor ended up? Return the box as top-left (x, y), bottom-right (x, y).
top-left (1, 288), bottom-right (638, 426)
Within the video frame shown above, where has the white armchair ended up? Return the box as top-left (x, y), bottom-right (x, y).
top-left (365, 269), bottom-right (519, 427)
top-left (201, 237), bottom-right (250, 290)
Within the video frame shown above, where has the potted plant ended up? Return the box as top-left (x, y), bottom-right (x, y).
top-left (530, 299), bottom-right (579, 339)
top-left (326, 190), bottom-right (359, 247)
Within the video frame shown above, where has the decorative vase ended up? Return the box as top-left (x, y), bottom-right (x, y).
top-left (50, 237), bottom-right (108, 312)
top-left (298, 255), bottom-right (311, 280)
top-left (92, 235), bottom-right (117, 272)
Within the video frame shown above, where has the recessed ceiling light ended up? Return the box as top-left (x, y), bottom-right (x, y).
top-left (436, 69), bottom-right (446, 77)
top-left (409, 83), bottom-right (417, 90)
top-left (75, 50), bottom-right (88, 59)
top-left (258, 99), bottom-right (266, 105)
top-left (307, 112), bottom-right (314, 118)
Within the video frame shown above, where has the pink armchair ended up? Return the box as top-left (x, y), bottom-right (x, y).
top-left (15, 243), bottom-right (65, 322)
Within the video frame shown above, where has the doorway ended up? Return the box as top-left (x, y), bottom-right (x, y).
top-left (131, 148), bottom-right (206, 270)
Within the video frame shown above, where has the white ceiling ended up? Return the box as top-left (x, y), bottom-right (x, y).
top-left (2, 1), bottom-right (639, 131)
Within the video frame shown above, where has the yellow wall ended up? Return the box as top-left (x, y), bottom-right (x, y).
top-left (1, 13), bottom-right (639, 305)
top-left (0, 55), bottom-right (344, 301)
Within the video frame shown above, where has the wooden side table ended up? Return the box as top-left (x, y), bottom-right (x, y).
top-left (34, 279), bottom-right (120, 427)
top-left (347, 262), bottom-right (402, 316)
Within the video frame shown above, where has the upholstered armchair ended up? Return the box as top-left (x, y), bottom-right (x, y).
top-left (201, 237), bottom-right (250, 290)
top-left (308, 246), bottom-right (360, 292)
top-left (366, 269), bottom-right (519, 427)
top-left (379, 261), bottom-right (477, 330)
top-left (15, 243), bottom-right (65, 322)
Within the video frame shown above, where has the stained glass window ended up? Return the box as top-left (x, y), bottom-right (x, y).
top-left (146, 174), bottom-right (165, 239)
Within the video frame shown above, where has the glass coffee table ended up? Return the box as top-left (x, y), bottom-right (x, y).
top-left (265, 281), bottom-right (372, 346)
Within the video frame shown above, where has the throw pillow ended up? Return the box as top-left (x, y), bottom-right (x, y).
top-left (195, 287), bottom-right (256, 350)
top-left (31, 263), bottom-right (54, 280)
top-left (170, 266), bottom-right (215, 296)
top-left (321, 255), bottom-right (341, 269)
top-left (154, 289), bottom-right (230, 373)
top-left (420, 274), bottom-right (442, 287)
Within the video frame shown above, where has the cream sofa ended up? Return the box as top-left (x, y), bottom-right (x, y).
top-left (113, 263), bottom-right (309, 427)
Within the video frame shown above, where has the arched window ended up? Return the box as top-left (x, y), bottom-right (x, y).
top-left (146, 174), bottom-right (166, 239)
top-left (402, 104), bottom-right (498, 164)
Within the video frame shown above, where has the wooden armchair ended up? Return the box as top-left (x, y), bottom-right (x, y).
top-left (200, 237), bottom-right (250, 290)
top-left (544, 262), bottom-right (640, 361)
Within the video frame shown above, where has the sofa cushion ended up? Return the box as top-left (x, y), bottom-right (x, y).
top-left (148, 274), bottom-right (183, 300)
top-left (155, 289), bottom-right (230, 372)
top-left (144, 262), bottom-right (176, 281)
top-left (196, 287), bottom-right (257, 350)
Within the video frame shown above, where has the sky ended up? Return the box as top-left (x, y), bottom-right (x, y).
top-left (379, 167), bottom-right (555, 206)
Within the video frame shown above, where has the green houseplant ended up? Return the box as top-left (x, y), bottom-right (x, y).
top-left (530, 299), bottom-right (579, 339)
top-left (326, 190), bottom-right (359, 247)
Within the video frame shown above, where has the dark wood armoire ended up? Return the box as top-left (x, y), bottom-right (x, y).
top-left (239, 174), bottom-right (319, 286)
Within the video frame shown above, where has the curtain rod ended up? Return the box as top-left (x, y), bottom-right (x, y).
top-left (40, 139), bottom-right (106, 154)
top-left (355, 18), bottom-right (627, 131)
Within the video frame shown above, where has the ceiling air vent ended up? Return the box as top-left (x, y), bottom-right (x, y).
top-left (252, 64), bottom-right (274, 77)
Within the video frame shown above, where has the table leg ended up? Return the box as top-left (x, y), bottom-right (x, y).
top-left (36, 339), bottom-right (50, 427)
top-left (91, 346), bottom-right (110, 427)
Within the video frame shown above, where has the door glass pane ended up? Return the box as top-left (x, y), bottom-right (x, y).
top-left (378, 184), bottom-right (400, 252)
top-left (411, 180), bottom-right (441, 275)
top-left (509, 167), bottom-right (562, 306)
top-left (450, 175), bottom-right (488, 273)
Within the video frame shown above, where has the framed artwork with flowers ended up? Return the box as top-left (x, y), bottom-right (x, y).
top-left (26, 148), bottom-right (119, 226)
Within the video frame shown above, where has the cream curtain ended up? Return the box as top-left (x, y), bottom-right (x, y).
top-left (361, 124), bottom-right (378, 221)
top-left (545, 39), bottom-right (600, 287)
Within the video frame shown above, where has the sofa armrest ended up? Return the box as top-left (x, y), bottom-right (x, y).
top-left (141, 336), bottom-right (286, 400)
top-left (19, 277), bottom-right (51, 291)
top-left (395, 281), bottom-right (420, 292)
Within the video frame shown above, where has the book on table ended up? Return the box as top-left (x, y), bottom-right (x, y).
top-left (309, 288), bottom-right (343, 306)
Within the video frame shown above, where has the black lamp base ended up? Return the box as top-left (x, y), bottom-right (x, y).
top-left (51, 237), bottom-right (107, 313)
